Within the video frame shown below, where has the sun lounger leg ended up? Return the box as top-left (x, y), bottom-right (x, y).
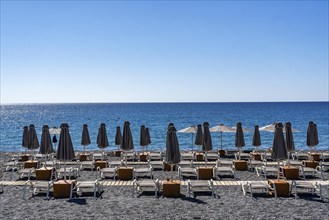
top-left (318, 183), bottom-right (323, 200)
top-left (241, 183), bottom-right (246, 196)
top-left (46, 183), bottom-right (50, 200)
top-left (273, 184), bottom-right (277, 199)
top-left (94, 184), bottom-right (96, 199)
top-left (23, 185), bottom-right (26, 199)
top-left (294, 183), bottom-right (297, 199)
top-left (133, 179), bottom-right (136, 197)
top-left (70, 183), bottom-right (74, 199)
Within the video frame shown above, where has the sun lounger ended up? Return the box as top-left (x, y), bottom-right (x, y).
top-left (133, 165), bottom-right (153, 179)
top-left (98, 166), bottom-right (117, 180)
top-left (33, 153), bottom-right (47, 161)
top-left (213, 160), bottom-right (235, 179)
top-left (284, 160), bottom-right (302, 167)
top-left (133, 164), bottom-right (153, 179)
top-left (187, 179), bottom-right (214, 198)
top-left (234, 152), bottom-right (250, 160)
top-left (109, 160), bottom-right (123, 168)
top-left (291, 180), bottom-right (323, 199)
top-left (320, 152), bottom-right (329, 161)
top-left (299, 164), bottom-right (323, 180)
top-left (218, 159), bottom-right (234, 166)
top-left (149, 160), bottom-right (164, 171)
top-left (71, 179), bottom-right (103, 199)
top-left (56, 160), bottom-right (81, 179)
top-left (181, 152), bottom-right (195, 161)
top-left (23, 180), bottom-right (53, 199)
top-left (80, 160), bottom-right (94, 170)
top-left (205, 151), bottom-right (219, 161)
top-left (179, 160), bottom-right (193, 167)
top-left (42, 160), bottom-right (58, 169)
top-left (3, 160), bottom-right (21, 172)
top-left (92, 152), bottom-right (106, 161)
top-left (122, 151), bottom-right (136, 161)
top-left (225, 150), bottom-right (239, 158)
top-left (248, 159), bottom-right (263, 171)
top-left (178, 167), bottom-right (197, 179)
top-left (133, 179), bottom-right (159, 197)
top-left (178, 161), bottom-right (197, 179)
top-left (291, 151), bottom-right (309, 161)
top-left (148, 151), bottom-right (163, 161)
top-left (241, 181), bottom-right (276, 199)
top-left (255, 163), bottom-right (280, 179)
top-left (56, 167), bottom-right (78, 179)
top-left (260, 152), bottom-right (272, 162)
top-left (18, 167), bottom-right (35, 180)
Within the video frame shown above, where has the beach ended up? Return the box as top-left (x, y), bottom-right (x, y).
top-left (1, 152), bottom-right (328, 220)
top-left (1, 1), bottom-right (328, 219)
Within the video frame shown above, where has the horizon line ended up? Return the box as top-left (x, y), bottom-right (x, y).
top-left (1, 100), bottom-right (328, 105)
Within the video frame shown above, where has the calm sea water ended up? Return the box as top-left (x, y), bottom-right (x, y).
top-left (0, 102), bottom-right (328, 152)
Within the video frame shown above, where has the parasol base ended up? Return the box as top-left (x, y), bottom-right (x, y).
top-left (302, 160), bottom-right (319, 169)
top-left (234, 160), bottom-right (248, 171)
top-left (162, 180), bottom-right (180, 197)
top-left (309, 153), bottom-right (320, 161)
top-left (218, 150), bottom-right (226, 157)
top-left (118, 167), bottom-right (133, 180)
top-left (139, 153), bottom-right (148, 162)
top-left (197, 167), bottom-right (213, 180)
top-left (53, 180), bottom-right (75, 198)
top-left (195, 153), bottom-right (204, 161)
top-left (268, 179), bottom-right (290, 197)
top-left (164, 162), bottom-right (176, 171)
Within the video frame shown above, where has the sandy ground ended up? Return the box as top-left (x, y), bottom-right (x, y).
top-left (1, 152), bottom-right (329, 220)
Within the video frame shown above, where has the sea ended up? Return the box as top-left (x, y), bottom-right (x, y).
top-left (0, 102), bottom-right (328, 152)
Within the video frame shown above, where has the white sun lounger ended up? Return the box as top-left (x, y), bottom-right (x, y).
top-left (98, 166), bottom-right (117, 180)
top-left (187, 179), bottom-right (215, 198)
top-left (242, 181), bottom-right (277, 199)
top-left (291, 180), bottom-right (323, 200)
top-left (213, 160), bottom-right (235, 179)
top-left (71, 180), bottom-right (103, 199)
top-left (133, 179), bottom-right (159, 197)
top-left (23, 180), bottom-right (53, 200)
top-left (18, 167), bottom-right (35, 180)
top-left (133, 165), bottom-right (153, 179)
top-left (178, 161), bottom-right (197, 179)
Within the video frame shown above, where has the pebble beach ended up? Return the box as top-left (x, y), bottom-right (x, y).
top-left (1, 152), bottom-right (329, 220)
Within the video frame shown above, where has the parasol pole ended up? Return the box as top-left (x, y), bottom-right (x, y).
top-left (220, 132), bottom-right (223, 150)
top-left (192, 133), bottom-right (194, 152)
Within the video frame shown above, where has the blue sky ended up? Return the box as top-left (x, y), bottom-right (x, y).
top-left (1, 1), bottom-right (328, 103)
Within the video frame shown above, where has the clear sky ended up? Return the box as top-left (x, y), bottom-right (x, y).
top-left (1, 1), bottom-right (328, 103)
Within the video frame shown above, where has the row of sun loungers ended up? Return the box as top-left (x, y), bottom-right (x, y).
top-left (3, 156), bottom-right (327, 183)
top-left (133, 179), bottom-right (215, 198)
top-left (18, 178), bottom-right (328, 200)
top-left (242, 180), bottom-right (326, 200)
top-left (7, 150), bottom-right (329, 162)
top-left (4, 151), bottom-right (329, 168)
top-left (2, 175), bottom-right (329, 201)
top-left (1, 150), bottom-right (328, 201)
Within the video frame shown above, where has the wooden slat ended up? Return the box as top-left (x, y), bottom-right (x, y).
top-left (1, 179), bottom-right (328, 187)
